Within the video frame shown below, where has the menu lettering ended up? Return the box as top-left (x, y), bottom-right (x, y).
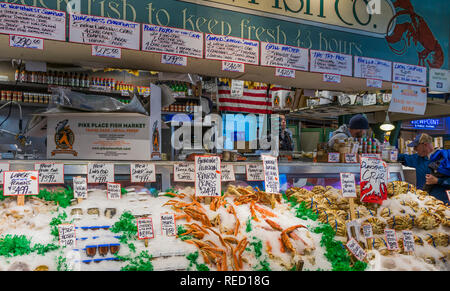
top-left (222, 61), bottom-right (245, 73)
top-left (262, 155), bottom-right (280, 194)
top-left (261, 42), bottom-right (308, 71)
top-left (0, 163), bottom-right (10, 184)
top-left (340, 173), bottom-right (357, 198)
top-left (195, 156), bottom-right (221, 197)
top-left (160, 214), bottom-right (176, 237)
top-left (354, 56), bottom-right (392, 81)
top-left (131, 163), bottom-right (156, 183)
top-left (393, 62), bottom-right (427, 86)
top-left (3, 171), bottom-right (39, 196)
top-left (58, 224), bottom-right (76, 248)
top-left (107, 182), bottom-right (121, 200)
top-left (205, 34), bottom-right (259, 65)
top-left (231, 80), bottom-right (245, 97)
top-left (161, 54), bottom-right (188, 66)
top-left (221, 164), bottom-right (236, 182)
top-left (246, 164), bottom-right (264, 181)
top-left (346, 238), bottom-right (367, 262)
top-left (389, 83), bottom-right (427, 115)
top-left (91, 45), bottom-right (121, 59)
top-left (402, 230), bottom-right (415, 253)
top-left (137, 217), bottom-right (155, 240)
top-left (88, 163), bottom-right (114, 184)
top-left (360, 157), bottom-right (388, 204)
top-left (35, 163), bottom-right (64, 184)
top-left (310, 50), bottom-right (353, 76)
top-left (384, 228), bottom-right (399, 250)
top-left (9, 35), bottom-right (43, 50)
top-left (173, 163), bottom-right (195, 182)
top-left (73, 177), bottom-right (87, 199)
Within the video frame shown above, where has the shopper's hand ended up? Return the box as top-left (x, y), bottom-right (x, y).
top-left (426, 174), bottom-right (438, 185)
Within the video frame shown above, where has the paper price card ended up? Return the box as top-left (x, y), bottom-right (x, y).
top-left (323, 74), bottom-right (341, 83)
top-left (360, 157), bottom-right (388, 204)
top-left (58, 224), bottom-right (76, 248)
top-left (275, 68), bottom-right (296, 78)
top-left (310, 50), bottom-right (353, 76)
top-left (3, 171), bottom-right (39, 196)
top-left (260, 42), bottom-right (308, 71)
top-left (161, 54), bottom-right (188, 66)
top-left (362, 224), bottom-right (374, 239)
top-left (340, 173), bottom-right (357, 198)
top-left (222, 61), bottom-right (245, 73)
top-left (205, 34), bottom-right (259, 65)
top-left (88, 163), bottom-right (114, 184)
top-left (246, 164), bottom-right (264, 181)
top-left (35, 163), bottom-right (64, 184)
top-left (345, 153), bottom-right (358, 163)
top-left (262, 155), bottom-right (280, 194)
top-left (107, 182), bottom-right (121, 200)
top-left (137, 217), bottom-right (155, 240)
top-left (363, 93), bottom-right (377, 106)
top-left (161, 214), bottom-right (176, 237)
top-left (92, 45), bottom-right (121, 59)
top-left (328, 152), bottom-right (340, 163)
top-left (393, 62), bottom-right (427, 86)
top-left (0, 163), bottom-right (10, 184)
top-left (402, 230), bottom-right (415, 253)
top-left (131, 163), bottom-right (156, 183)
top-left (346, 238), bottom-right (367, 262)
top-left (361, 153), bottom-right (381, 159)
top-left (231, 80), bottom-right (244, 97)
top-left (73, 177), bottom-right (87, 199)
top-left (367, 79), bottom-right (383, 88)
top-left (9, 35), bottom-right (43, 50)
top-left (195, 156), bottom-right (221, 197)
top-left (389, 83), bottom-right (427, 116)
top-left (354, 56), bottom-right (392, 81)
top-left (174, 163), bottom-right (195, 182)
top-left (221, 164), bottom-right (236, 182)
top-left (0, 3), bottom-right (66, 41)
top-left (384, 229), bottom-right (399, 250)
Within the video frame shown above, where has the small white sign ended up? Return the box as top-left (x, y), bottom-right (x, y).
top-left (137, 217), bottom-right (155, 240)
top-left (429, 68), bottom-right (450, 93)
top-left (402, 230), bottom-right (415, 253)
top-left (173, 163), bottom-right (195, 182)
top-left (328, 152), bottom-right (340, 163)
top-left (161, 54), bottom-right (188, 66)
top-left (131, 163), bottom-right (156, 183)
top-left (231, 80), bottom-right (245, 97)
top-left (363, 93), bottom-right (377, 106)
top-left (367, 78), bottom-right (383, 88)
top-left (340, 172), bottom-right (357, 198)
top-left (393, 62), bottom-right (427, 86)
top-left (195, 156), bottom-right (221, 197)
top-left (73, 177), bottom-right (88, 199)
top-left (222, 61), bottom-right (245, 73)
top-left (310, 50), bottom-right (353, 76)
top-left (58, 224), bottom-right (76, 248)
top-left (35, 163), bottom-right (64, 184)
top-left (275, 67), bottom-right (296, 78)
top-left (3, 171), bottom-right (39, 196)
top-left (246, 164), bottom-right (264, 181)
top-left (389, 83), bottom-right (427, 115)
top-left (0, 163), bottom-right (10, 184)
top-left (362, 224), bottom-right (374, 239)
top-left (221, 164), bottom-right (236, 182)
top-left (91, 45), bottom-right (121, 59)
top-left (384, 228), bottom-right (399, 250)
top-left (354, 56), bottom-right (392, 81)
top-left (88, 163), bottom-right (114, 184)
top-left (107, 182), bottom-right (122, 200)
top-left (323, 74), bottom-right (341, 83)
top-left (346, 238), bottom-right (367, 262)
top-left (160, 213), bottom-right (176, 237)
top-left (9, 35), bottom-right (44, 50)
top-left (345, 153), bottom-right (358, 163)
top-left (262, 155), bottom-right (280, 194)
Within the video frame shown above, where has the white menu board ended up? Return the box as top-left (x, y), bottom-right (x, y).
top-left (354, 56), bottom-right (392, 81)
top-left (221, 164), bottom-right (235, 182)
top-left (58, 224), bottom-right (76, 248)
top-left (0, 3), bottom-right (66, 41)
top-left (142, 24), bottom-right (203, 58)
top-left (310, 50), bottom-right (353, 76)
top-left (393, 62), bottom-right (427, 86)
top-left (260, 42), bottom-right (308, 71)
top-left (173, 163), bottom-right (195, 182)
top-left (246, 164), bottom-right (264, 181)
top-left (3, 171), bottom-right (39, 196)
top-left (195, 156), bottom-right (221, 197)
top-left (130, 163), bottom-right (156, 183)
top-left (88, 163), bottom-right (114, 184)
top-left (262, 155), bottom-right (280, 194)
top-left (69, 13), bottom-right (140, 50)
top-left (137, 217), bottom-right (155, 240)
top-left (205, 34), bottom-right (259, 65)
top-left (35, 163), bottom-right (64, 184)
top-left (0, 163), bottom-right (10, 184)
top-left (73, 177), bottom-right (88, 199)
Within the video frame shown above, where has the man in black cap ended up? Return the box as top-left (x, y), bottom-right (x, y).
top-left (328, 114), bottom-right (370, 150)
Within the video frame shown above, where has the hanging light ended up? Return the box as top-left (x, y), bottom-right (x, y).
top-left (380, 112), bottom-right (395, 132)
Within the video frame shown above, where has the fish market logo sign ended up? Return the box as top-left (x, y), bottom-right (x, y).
top-left (179, 0), bottom-right (394, 38)
top-left (52, 120), bottom-right (78, 157)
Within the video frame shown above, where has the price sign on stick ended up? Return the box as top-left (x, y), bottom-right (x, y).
top-left (137, 217), bottom-right (154, 247)
top-left (58, 224), bottom-right (76, 248)
top-left (346, 238), bottom-right (367, 262)
top-left (131, 163), bottom-right (156, 183)
top-left (4, 171), bottom-right (39, 196)
top-left (174, 163), bottom-right (195, 182)
top-left (221, 164), bottom-right (236, 182)
top-left (88, 163), bottom-right (114, 184)
top-left (360, 157), bottom-right (388, 204)
top-left (384, 229), bottom-right (399, 250)
top-left (362, 224), bottom-right (374, 239)
top-left (73, 177), bottom-right (88, 201)
top-left (35, 163), bottom-right (64, 184)
top-left (195, 156), bottom-right (221, 197)
top-left (340, 173), bottom-right (357, 198)
top-left (160, 214), bottom-right (176, 237)
top-left (107, 183), bottom-right (122, 200)
top-left (262, 155), bottom-right (280, 194)
top-left (402, 230), bottom-right (415, 253)
top-left (0, 163), bottom-right (10, 184)
top-left (246, 164), bottom-right (264, 181)
top-left (345, 153), bottom-right (358, 163)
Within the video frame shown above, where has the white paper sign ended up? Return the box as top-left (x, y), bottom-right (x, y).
top-left (88, 163), bottom-right (114, 184)
top-left (221, 164), bottom-right (235, 182)
top-left (360, 157), bottom-right (388, 204)
top-left (231, 80), bottom-right (245, 97)
top-left (137, 217), bottom-right (154, 240)
top-left (3, 171), bottom-right (39, 196)
top-left (0, 163), bottom-right (10, 184)
top-left (367, 79), bottom-right (383, 88)
top-left (142, 24), bottom-right (203, 58)
top-left (345, 153), bottom-right (358, 163)
top-left (323, 74), bottom-right (341, 83)
top-left (275, 68), bottom-right (296, 78)
top-left (363, 93), bottom-right (377, 106)
top-left (9, 35), bottom-right (43, 50)
top-left (262, 155), bottom-right (280, 194)
top-left (195, 156), bottom-right (221, 197)
top-left (340, 173), bottom-right (357, 198)
top-left (73, 177), bottom-right (87, 199)
top-left (174, 163), bottom-right (195, 182)
top-left (261, 42), bottom-right (308, 71)
top-left (58, 224), bottom-right (76, 248)
top-left (205, 34), bottom-right (259, 65)
top-left (389, 83), bottom-right (427, 115)
top-left (310, 50), bottom-right (353, 76)
top-left (361, 153), bottom-right (382, 159)
top-left (69, 13), bottom-right (140, 50)
top-left (222, 61), bottom-right (245, 73)
top-left (362, 224), bottom-right (374, 239)
top-left (402, 230), bottom-right (415, 252)
top-left (35, 163), bottom-right (64, 184)
top-left (107, 182), bottom-right (121, 200)
top-left (346, 238), bottom-right (367, 261)
top-left (393, 63), bottom-right (427, 86)
top-left (429, 68), bottom-right (450, 93)
top-left (0, 3), bottom-right (66, 41)
top-left (161, 54), bottom-right (188, 66)
top-left (131, 163), bottom-right (156, 183)
top-left (384, 229), bottom-right (399, 250)
top-left (328, 153), bottom-right (340, 163)
top-left (246, 164), bottom-right (264, 181)
top-left (354, 56), bottom-right (392, 81)
top-left (160, 213), bottom-right (176, 237)
top-left (91, 45), bottom-right (121, 59)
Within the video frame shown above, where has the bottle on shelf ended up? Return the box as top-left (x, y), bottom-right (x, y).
top-left (15, 69), bottom-right (20, 82)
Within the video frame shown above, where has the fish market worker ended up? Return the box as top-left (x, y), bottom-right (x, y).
top-left (279, 114), bottom-right (294, 151)
top-left (328, 114), bottom-right (369, 150)
top-left (398, 133), bottom-right (434, 190)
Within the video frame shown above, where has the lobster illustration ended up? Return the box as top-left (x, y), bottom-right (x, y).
top-left (385, 0), bottom-right (444, 68)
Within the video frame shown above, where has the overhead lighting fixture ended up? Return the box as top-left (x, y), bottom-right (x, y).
top-left (380, 113), bottom-right (395, 132)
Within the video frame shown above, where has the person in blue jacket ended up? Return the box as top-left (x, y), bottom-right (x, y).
top-left (424, 149), bottom-right (450, 204)
top-left (397, 133), bottom-right (434, 190)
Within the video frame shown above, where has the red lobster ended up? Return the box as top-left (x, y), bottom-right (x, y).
top-left (385, 0), bottom-right (444, 68)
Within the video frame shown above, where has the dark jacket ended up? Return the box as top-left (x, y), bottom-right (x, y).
top-left (423, 149), bottom-right (450, 204)
top-left (398, 153), bottom-right (431, 190)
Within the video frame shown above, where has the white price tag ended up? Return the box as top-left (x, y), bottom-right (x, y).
top-left (88, 163), bottom-right (114, 184)
top-left (161, 54), bottom-right (188, 66)
top-left (323, 74), bottom-right (341, 83)
top-left (363, 93), bottom-right (377, 106)
top-left (3, 171), bottom-right (39, 196)
top-left (73, 177), bottom-right (88, 199)
top-left (222, 61), bottom-right (245, 73)
top-left (384, 228), bottom-right (399, 250)
top-left (262, 155), bottom-right (280, 194)
top-left (92, 45), bottom-right (121, 59)
top-left (231, 80), bottom-right (245, 97)
top-left (131, 163), bottom-right (156, 183)
top-left (340, 173), bottom-right (357, 198)
top-left (173, 163), bottom-right (195, 182)
top-left (362, 224), bottom-right (374, 239)
top-left (137, 217), bottom-right (155, 240)
top-left (161, 213), bottom-right (176, 237)
top-left (58, 224), bottom-right (76, 248)
top-left (35, 163), bottom-right (64, 184)
top-left (328, 152), bottom-right (340, 163)
top-left (221, 164), bottom-right (236, 182)
top-left (346, 238), bottom-right (367, 262)
top-left (275, 68), bottom-right (296, 78)
top-left (246, 164), bottom-right (264, 181)
top-left (195, 156), bottom-right (221, 197)
top-left (107, 182), bottom-right (122, 200)
top-left (9, 35), bottom-right (43, 50)
top-left (402, 230), bottom-right (415, 252)
top-left (345, 153), bottom-right (358, 163)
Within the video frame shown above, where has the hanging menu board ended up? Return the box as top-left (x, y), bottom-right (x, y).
top-left (393, 62), bottom-right (427, 86)
top-left (35, 163), bottom-right (64, 184)
top-left (389, 83), bottom-right (427, 115)
top-left (130, 163), bottom-right (156, 183)
top-left (310, 50), bottom-right (353, 76)
top-left (195, 156), bottom-right (221, 197)
top-left (205, 34), bottom-right (259, 65)
top-left (88, 163), bottom-right (114, 184)
top-left (0, 3), bottom-right (66, 41)
top-left (173, 163), bottom-right (195, 182)
top-left (3, 171), bottom-right (39, 196)
top-left (69, 13), bottom-right (140, 50)
top-left (0, 163), bottom-right (10, 184)
top-left (262, 155), bottom-right (280, 194)
top-left (360, 157), bottom-right (388, 204)
top-left (142, 24), bottom-right (203, 58)
top-left (260, 42), bottom-right (309, 71)
top-left (354, 56), bottom-right (392, 81)
top-left (246, 164), bottom-right (264, 181)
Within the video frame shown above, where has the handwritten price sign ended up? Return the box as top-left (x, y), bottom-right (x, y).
top-left (340, 173), bottom-right (357, 198)
top-left (222, 61), bottom-right (245, 73)
top-left (88, 163), bottom-right (114, 184)
top-left (131, 163), bottom-right (156, 183)
top-left (9, 35), bottom-right (43, 50)
top-left (346, 238), bottom-right (367, 262)
top-left (58, 224), bottom-right (76, 248)
top-left (137, 217), bottom-right (155, 240)
top-left (3, 171), bottom-right (39, 196)
top-left (402, 230), bottom-right (415, 253)
top-left (323, 74), bottom-right (341, 83)
top-left (221, 164), bottom-right (236, 182)
top-left (384, 228), bottom-right (399, 250)
top-left (275, 68), bottom-right (296, 78)
top-left (246, 164), bottom-right (264, 181)
top-left (73, 177), bottom-right (87, 199)
top-left (35, 163), bottom-right (64, 184)
top-left (91, 45), bottom-right (121, 59)
top-left (161, 214), bottom-right (176, 237)
top-left (174, 163), bottom-right (195, 182)
top-left (262, 155), bottom-right (280, 194)
top-left (161, 54), bottom-right (188, 66)
top-left (195, 156), bottom-right (221, 197)
top-left (107, 182), bottom-right (122, 200)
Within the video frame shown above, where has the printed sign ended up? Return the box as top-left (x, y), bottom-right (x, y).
top-left (393, 63), bottom-right (427, 86)
top-left (137, 217), bottom-right (155, 240)
top-left (345, 153), bottom-right (358, 163)
top-left (354, 56), bottom-right (392, 81)
top-left (205, 33), bottom-right (259, 65)
top-left (88, 163), bottom-right (114, 184)
top-left (222, 61), bottom-right (245, 73)
top-left (73, 177), bottom-right (87, 199)
top-left (160, 213), bottom-right (176, 237)
top-left (9, 35), bottom-right (43, 50)
top-left (35, 163), bottom-right (64, 184)
top-left (346, 238), bottom-right (367, 262)
top-left (310, 50), bottom-right (352, 76)
top-left (91, 45), bottom-right (121, 59)
top-left (173, 163), bottom-right (195, 182)
top-left (69, 13), bottom-right (140, 50)
top-left (360, 157), bottom-right (388, 204)
top-left (161, 54), bottom-right (188, 66)
top-left (262, 155), bottom-right (280, 194)
top-left (195, 156), bottom-right (221, 197)
top-left (429, 68), bottom-right (450, 93)
top-left (221, 164), bottom-right (235, 182)
top-left (58, 224), bottom-right (76, 248)
top-left (323, 74), bottom-right (341, 83)
top-left (142, 24), bottom-right (203, 58)
top-left (246, 164), bottom-right (264, 181)
top-left (275, 68), bottom-right (296, 78)
top-left (328, 152), bottom-right (340, 163)
top-left (3, 171), bottom-right (39, 196)
top-left (0, 163), bottom-right (10, 184)
top-left (107, 182), bottom-right (121, 200)
top-left (366, 78), bottom-right (383, 88)
top-left (131, 163), bottom-right (156, 183)
top-left (362, 224), bottom-right (374, 239)
top-left (230, 79), bottom-right (245, 97)
top-left (260, 42), bottom-right (308, 71)
top-left (384, 228), bottom-right (399, 250)
top-left (340, 173), bottom-right (357, 198)
top-left (0, 3), bottom-right (66, 41)
top-left (389, 83), bottom-right (427, 115)
top-left (402, 230), bottom-right (415, 253)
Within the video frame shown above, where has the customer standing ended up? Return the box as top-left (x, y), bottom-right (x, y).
top-left (424, 149), bottom-right (450, 204)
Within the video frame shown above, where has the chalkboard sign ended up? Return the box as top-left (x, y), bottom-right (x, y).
top-left (88, 163), bottom-right (115, 184)
top-left (205, 33), bottom-right (259, 65)
top-left (173, 163), bottom-right (195, 182)
top-left (345, 238), bottom-right (367, 262)
top-left (0, 163), bottom-right (10, 184)
top-left (137, 217), bottom-right (155, 240)
top-left (107, 182), bottom-right (122, 200)
top-left (73, 177), bottom-right (88, 199)
top-left (3, 171), bottom-right (39, 196)
top-left (160, 213), bottom-right (176, 237)
top-left (354, 56), bottom-right (392, 81)
top-left (195, 156), bottom-right (221, 197)
top-left (310, 50), bottom-right (353, 76)
top-left (35, 163), bottom-right (64, 184)
top-left (131, 163), bottom-right (156, 183)
top-left (260, 42), bottom-right (308, 71)
top-left (262, 155), bottom-right (280, 194)
top-left (246, 164), bottom-right (264, 181)
top-left (384, 228), bottom-right (399, 250)
top-left (360, 157), bottom-right (388, 204)
top-left (58, 224), bottom-right (76, 248)
top-left (340, 173), bottom-right (357, 198)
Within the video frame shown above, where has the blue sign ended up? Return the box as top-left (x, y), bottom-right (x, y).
top-left (407, 118), bottom-right (444, 130)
